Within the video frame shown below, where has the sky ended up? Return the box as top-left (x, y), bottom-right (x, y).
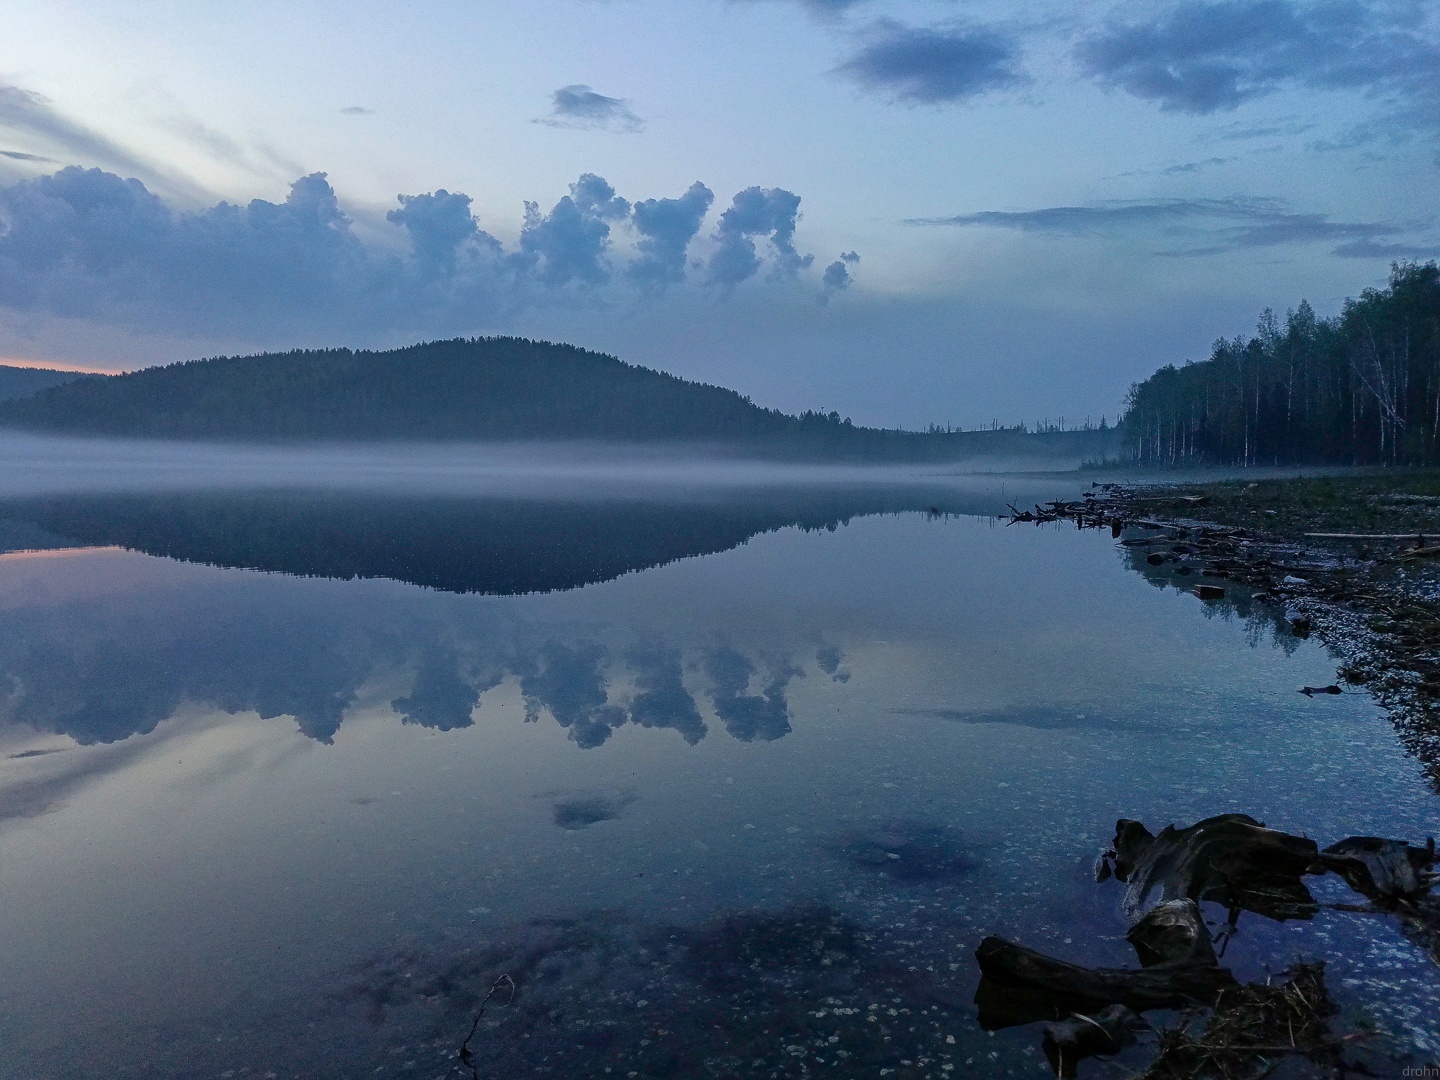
top-left (0, 0), bottom-right (1436, 428)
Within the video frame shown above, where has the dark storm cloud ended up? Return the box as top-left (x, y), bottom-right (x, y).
top-left (0, 164), bottom-right (841, 341)
top-left (629, 182), bottom-right (714, 289)
top-left (836, 21), bottom-right (1027, 104)
top-left (1076, 0), bottom-right (1440, 122)
top-left (707, 186), bottom-right (814, 287)
top-left (534, 84), bottom-right (644, 132)
top-left (909, 196), bottom-right (1426, 258)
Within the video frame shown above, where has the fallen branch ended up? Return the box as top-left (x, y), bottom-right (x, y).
top-left (455, 973), bottom-right (516, 1080)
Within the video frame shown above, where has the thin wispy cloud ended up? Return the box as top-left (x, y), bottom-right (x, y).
top-left (836, 20), bottom-right (1028, 104)
top-left (533, 85), bottom-right (643, 132)
top-left (340, 105), bottom-right (374, 116)
top-left (0, 83), bottom-right (210, 203)
top-left (0, 148), bottom-right (56, 163)
top-left (908, 196), bottom-right (1432, 259)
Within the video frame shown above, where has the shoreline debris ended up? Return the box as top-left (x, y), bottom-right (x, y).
top-left (976, 813), bottom-right (1438, 1076)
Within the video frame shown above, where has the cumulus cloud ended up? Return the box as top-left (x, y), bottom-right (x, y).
top-left (836, 21), bottom-right (1027, 104)
top-left (534, 84), bottom-right (643, 132)
top-left (707, 186), bottom-right (814, 287)
top-left (628, 181), bottom-right (714, 289)
top-left (387, 188), bottom-right (499, 272)
top-left (0, 164), bottom-right (845, 342)
top-left (909, 195), bottom-right (1428, 259)
top-left (517, 173), bottom-right (631, 287)
top-left (1076, 0), bottom-right (1440, 122)
top-left (817, 250), bottom-right (859, 305)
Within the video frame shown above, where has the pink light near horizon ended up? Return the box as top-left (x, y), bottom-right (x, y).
top-left (0, 356), bottom-right (128, 375)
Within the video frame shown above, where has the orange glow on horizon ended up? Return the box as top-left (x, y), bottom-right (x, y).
top-left (0, 355), bottom-right (128, 375)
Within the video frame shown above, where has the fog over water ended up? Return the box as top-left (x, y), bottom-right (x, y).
top-left (0, 431), bottom-right (1090, 500)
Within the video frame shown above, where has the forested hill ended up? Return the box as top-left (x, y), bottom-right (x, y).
top-left (0, 364), bottom-right (98, 402)
top-left (1122, 262), bottom-right (1440, 467)
top-left (0, 336), bottom-right (1114, 462)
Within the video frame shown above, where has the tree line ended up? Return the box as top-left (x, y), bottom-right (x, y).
top-left (1122, 262), bottom-right (1440, 466)
top-left (0, 335), bottom-right (1117, 462)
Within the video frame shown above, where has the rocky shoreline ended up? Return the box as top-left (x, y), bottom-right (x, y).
top-left (988, 474), bottom-right (1440, 1076)
top-left (1009, 477), bottom-right (1440, 789)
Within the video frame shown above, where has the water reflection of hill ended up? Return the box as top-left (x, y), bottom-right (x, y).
top-left (0, 485), bottom-right (1003, 753)
top-left (0, 485), bottom-right (993, 595)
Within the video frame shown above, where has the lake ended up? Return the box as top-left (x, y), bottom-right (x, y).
top-left (0, 446), bottom-right (1436, 1078)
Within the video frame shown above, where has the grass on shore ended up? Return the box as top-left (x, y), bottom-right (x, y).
top-left (1138, 468), bottom-right (1440, 541)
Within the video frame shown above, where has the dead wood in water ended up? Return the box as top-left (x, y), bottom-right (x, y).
top-left (454, 973), bottom-right (516, 1080)
top-left (1100, 814), bottom-right (1323, 923)
top-left (1321, 835), bottom-right (1435, 903)
top-left (1126, 899), bottom-right (1218, 967)
top-left (1139, 963), bottom-right (1341, 1080)
top-left (973, 936), bottom-right (1237, 1030)
top-left (1041, 1004), bottom-right (1146, 1079)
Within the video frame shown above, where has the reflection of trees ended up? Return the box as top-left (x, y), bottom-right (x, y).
top-left (0, 484), bottom-right (994, 596)
top-left (1119, 544), bottom-right (1302, 656)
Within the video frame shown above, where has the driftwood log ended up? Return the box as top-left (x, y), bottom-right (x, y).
top-left (1320, 836), bottom-right (1436, 903)
top-left (973, 936), bottom-right (1237, 1031)
top-left (1100, 814), bottom-right (1322, 922)
top-left (1126, 899), bottom-right (1217, 968)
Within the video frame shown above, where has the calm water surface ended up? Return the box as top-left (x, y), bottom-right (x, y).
top-left (0, 468), bottom-right (1436, 1078)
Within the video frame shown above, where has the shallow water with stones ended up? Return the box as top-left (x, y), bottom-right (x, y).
top-left (0, 474), bottom-right (1436, 1079)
